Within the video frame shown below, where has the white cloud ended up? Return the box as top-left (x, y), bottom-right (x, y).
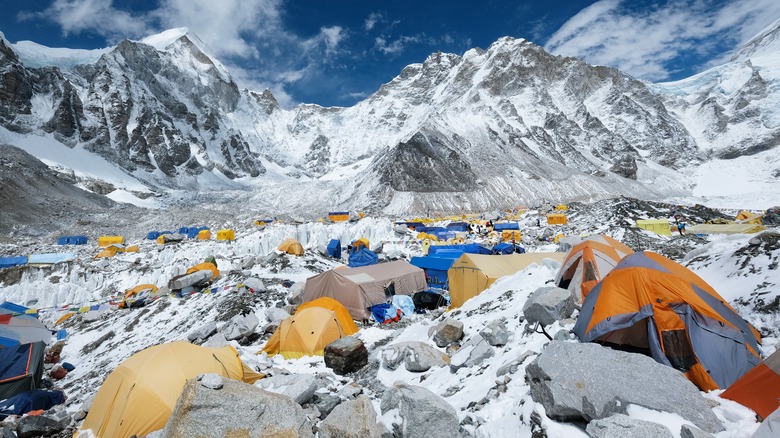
top-left (364, 12), bottom-right (383, 31)
top-left (545, 0), bottom-right (780, 81)
top-left (374, 34), bottom-right (422, 55)
top-left (21, 0), bottom-right (150, 42)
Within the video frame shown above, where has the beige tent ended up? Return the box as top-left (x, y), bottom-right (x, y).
top-left (688, 223), bottom-right (766, 235)
top-left (302, 260), bottom-right (427, 320)
top-left (636, 219), bottom-right (672, 236)
top-left (449, 252), bottom-right (565, 308)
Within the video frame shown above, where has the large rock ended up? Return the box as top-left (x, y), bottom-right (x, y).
top-left (430, 318), bottom-right (464, 347)
top-left (163, 377), bottom-right (312, 437)
top-left (288, 282), bottom-right (306, 305)
top-left (525, 342), bottom-right (724, 433)
top-left (380, 383), bottom-right (459, 438)
top-left (257, 373), bottom-right (317, 405)
top-left (522, 287), bottom-right (576, 326)
top-left (449, 337), bottom-right (494, 372)
top-left (16, 415), bottom-right (66, 438)
top-left (311, 393), bottom-right (342, 418)
top-left (186, 321), bottom-right (217, 342)
top-left (382, 342), bottom-right (449, 372)
top-left (318, 395), bottom-right (386, 438)
top-left (221, 312), bottom-right (259, 341)
top-left (324, 336), bottom-right (368, 375)
top-left (265, 307), bottom-right (291, 325)
top-left (750, 406), bottom-right (780, 438)
top-left (586, 414), bottom-right (673, 438)
top-left (496, 351), bottom-right (537, 377)
top-left (479, 318), bottom-right (509, 346)
top-left (680, 424), bottom-right (716, 438)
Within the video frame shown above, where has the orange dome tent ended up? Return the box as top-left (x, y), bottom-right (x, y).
top-left (277, 238), bottom-right (304, 256)
top-left (555, 235), bottom-right (634, 301)
top-left (573, 251), bottom-right (761, 391)
top-left (263, 303), bottom-right (358, 359)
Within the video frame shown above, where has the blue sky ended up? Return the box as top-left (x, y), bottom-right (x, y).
top-left (1, 0), bottom-right (779, 108)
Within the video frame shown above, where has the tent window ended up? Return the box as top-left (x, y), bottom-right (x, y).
top-left (583, 261), bottom-right (598, 282)
top-left (661, 329), bottom-right (696, 372)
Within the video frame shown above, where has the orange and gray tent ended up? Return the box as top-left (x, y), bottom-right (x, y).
top-left (278, 238), bottom-right (304, 256)
top-left (263, 301), bottom-right (359, 359)
top-left (573, 251), bottom-right (761, 391)
top-left (555, 235), bottom-right (634, 301)
top-left (302, 260), bottom-right (427, 320)
top-left (79, 341), bottom-right (263, 438)
top-left (721, 348), bottom-right (780, 419)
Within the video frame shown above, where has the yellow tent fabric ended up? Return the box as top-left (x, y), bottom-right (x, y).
top-left (197, 229), bottom-right (211, 240)
top-left (501, 230), bottom-right (522, 242)
top-left (216, 229), bottom-right (235, 241)
top-left (263, 306), bottom-right (358, 359)
top-left (547, 214), bottom-right (567, 225)
top-left (328, 213), bottom-right (350, 222)
top-left (185, 262), bottom-right (220, 278)
top-left (352, 237), bottom-right (370, 250)
top-left (296, 297), bottom-right (359, 333)
top-left (448, 253), bottom-right (565, 308)
top-left (687, 223), bottom-right (766, 235)
top-left (97, 236), bottom-right (124, 247)
top-left (555, 204), bottom-right (568, 211)
top-left (636, 219), bottom-right (672, 236)
top-left (735, 211), bottom-right (762, 224)
top-left (277, 238), bottom-right (304, 255)
top-left (79, 341), bottom-right (263, 438)
top-left (95, 244), bottom-right (123, 259)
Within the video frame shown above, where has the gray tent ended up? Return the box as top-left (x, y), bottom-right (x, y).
top-left (302, 260), bottom-right (427, 320)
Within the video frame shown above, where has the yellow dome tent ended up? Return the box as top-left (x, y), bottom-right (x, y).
top-left (277, 238), bottom-right (304, 255)
top-left (263, 305), bottom-right (358, 359)
top-left (197, 229), bottom-right (211, 240)
top-left (185, 262), bottom-right (220, 278)
top-left (78, 341), bottom-right (263, 438)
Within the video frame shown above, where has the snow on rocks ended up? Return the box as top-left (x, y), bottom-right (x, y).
top-left (220, 312), bottom-right (259, 341)
top-left (479, 318), bottom-right (509, 346)
top-left (449, 336), bottom-right (494, 372)
top-left (381, 341), bottom-right (450, 372)
top-left (430, 317), bottom-right (464, 347)
top-left (525, 341), bottom-right (724, 433)
top-left (521, 286), bottom-right (577, 326)
top-left (586, 414), bottom-right (674, 438)
top-left (380, 383), bottom-right (460, 438)
top-left (257, 373), bottom-right (318, 405)
top-left (318, 395), bottom-right (387, 438)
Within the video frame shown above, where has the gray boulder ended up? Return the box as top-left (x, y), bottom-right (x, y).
top-left (221, 312), bottom-right (259, 341)
top-left (680, 424), bottom-right (716, 438)
top-left (526, 342), bottom-right (724, 433)
top-left (450, 337), bottom-right (494, 372)
top-left (522, 286), bottom-right (577, 326)
top-left (324, 336), bottom-right (368, 375)
top-left (264, 307), bottom-right (290, 325)
top-left (430, 318), bottom-right (464, 347)
top-left (311, 393), bottom-right (342, 418)
top-left (162, 377), bottom-right (312, 437)
top-left (16, 415), bottom-right (65, 438)
top-left (496, 351), bottom-right (537, 377)
top-left (288, 282), bottom-right (306, 305)
top-left (380, 383), bottom-right (459, 438)
top-left (382, 342), bottom-right (449, 372)
top-left (479, 318), bottom-right (510, 346)
top-left (318, 395), bottom-right (386, 438)
top-left (586, 414), bottom-right (673, 438)
top-left (186, 322), bottom-right (217, 342)
top-left (750, 406), bottom-right (780, 438)
top-left (257, 373), bottom-right (317, 405)
top-left (199, 373), bottom-right (224, 390)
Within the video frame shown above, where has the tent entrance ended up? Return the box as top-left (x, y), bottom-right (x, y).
top-left (596, 318), bottom-right (650, 355)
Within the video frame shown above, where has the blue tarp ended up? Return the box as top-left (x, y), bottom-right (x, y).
top-left (0, 389), bottom-right (65, 420)
top-left (392, 295), bottom-right (415, 316)
top-left (0, 302), bottom-right (31, 315)
top-left (428, 243), bottom-right (491, 256)
top-left (328, 211), bottom-right (349, 216)
top-left (410, 256), bottom-right (456, 286)
top-left (256, 219), bottom-right (274, 225)
top-left (370, 303), bottom-right (401, 323)
top-left (348, 248), bottom-right (378, 268)
top-left (492, 243), bottom-right (525, 254)
top-left (493, 222), bottom-right (520, 231)
top-left (56, 236), bottom-right (87, 245)
top-left (416, 226), bottom-right (447, 234)
top-left (28, 253), bottom-right (74, 265)
top-left (0, 256), bottom-right (27, 269)
top-left (446, 222), bottom-right (470, 232)
top-left (327, 239), bottom-right (341, 259)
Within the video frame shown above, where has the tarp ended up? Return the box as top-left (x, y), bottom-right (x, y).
top-left (0, 256), bottom-right (27, 269)
top-left (492, 243), bottom-right (518, 255)
top-left (445, 222), bottom-right (470, 232)
top-left (349, 247), bottom-right (378, 267)
top-left (392, 294), bottom-right (415, 316)
top-left (0, 315), bottom-right (52, 347)
top-left (493, 222), bottom-right (520, 231)
top-left (79, 341), bottom-right (263, 438)
top-left (263, 305), bottom-right (358, 359)
top-left (573, 251), bottom-right (761, 391)
top-left (56, 236), bottom-right (87, 245)
top-left (555, 235), bottom-right (634, 301)
top-left (0, 389), bottom-right (65, 420)
top-left (327, 239), bottom-right (341, 259)
top-left (448, 252), bottom-right (565, 308)
top-left (28, 253), bottom-right (75, 265)
top-left (736, 210), bottom-right (762, 224)
top-left (413, 291), bottom-right (448, 310)
top-left (0, 342), bottom-right (45, 400)
top-left (636, 219), bottom-right (672, 236)
top-left (428, 243), bottom-right (491, 256)
top-left (410, 256), bottom-right (456, 286)
top-left (687, 223), bottom-right (766, 235)
top-left (302, 260), bottom-right (427, 320)
top-left (371, 303), bottom-right (401, 323)
top-left (721, 348), bottom-right (780, 419)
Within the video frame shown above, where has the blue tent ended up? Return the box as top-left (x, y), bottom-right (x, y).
top-left (0, 342), bottom-right (45, 400)
top-left (56, 236), bottom-right (88, 245)
top-left (187, 226), bottom-right (209, 238)
top-left (491, 243), bottom-right (525, 254)
top-left (146, 231), bottom-right (162, 240)
top-left (0, 389), bottom-right (65, 420)
top-left (446, 222), bottom-right (470, 232)
top-left (0, 302), bottom-right (31, 315)
top-left (348, 248), bottom-right (378, 267)
top-left (410, 256), bottom-right (456, 286)
top-left (428, 243), bottom-right (491, 256)
top-left (178, 226), bottom-right (192, 234)
top-left (493, 222), bottom-right (520, 231)
top-left (327, 239), bottom-right (342, 259)
top-left (0, 256), bottom-right (27, 269)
